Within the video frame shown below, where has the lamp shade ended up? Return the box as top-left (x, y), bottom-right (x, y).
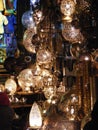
top-left (29, 102), bottom-right (42, 129)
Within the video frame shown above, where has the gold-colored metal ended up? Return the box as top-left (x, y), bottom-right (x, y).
top-left (82, 61), bottom-right (91, 114)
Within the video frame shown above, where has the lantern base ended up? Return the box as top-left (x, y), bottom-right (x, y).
top-left (27, 127), bottom-right (40, 130)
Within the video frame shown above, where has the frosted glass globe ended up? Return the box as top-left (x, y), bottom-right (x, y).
top-left (18, 68), bottom-right (35, 91)
top-left (21, 10), bottom-right (35, 29)
top-left (60, 0), bottom-right (75, 16)
top-left (5, 76), bottom-right (17, 95)
top-left (23, 28), bottom-right (37, 53)
top-left (37, 48), bottom-right (53, 65)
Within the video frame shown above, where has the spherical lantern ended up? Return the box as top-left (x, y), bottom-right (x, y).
top-left (21, 10), bottom-right (35, 29)
top-left (23, 28), bottom-right (37, 53)
top-left (17, 68), bottom-right (35, 92)
top-left (62, 22), bottom-right (84, 43)
top-left (60, 0), bottom-right (76, 22)
top-left (36, 47), bottom-right (53, 65)
top-left (5, 76), bottom-right (17, 95)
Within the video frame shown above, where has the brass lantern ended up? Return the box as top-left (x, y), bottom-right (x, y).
top-left (60, 0), bottom-right (76, 22)
top-left (29, 102), bottom-right (42, 129)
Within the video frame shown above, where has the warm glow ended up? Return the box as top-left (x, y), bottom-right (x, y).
top-left (44, 86), bottom-right (56, 99)
top-left (23, 28), bottom-right (37, 53)
top-left (18, 68), bottom-right (35, 91)
top-left (29, 102), bottom-right (42, 129)
top-left (37, 48), bottom-right (53, 65)
top-left (60, 0), bottom-right (76, 21)
top-left (5, 76), bottom-right (17, 95)
top-left (62, 22), bottom-right (84, 43)
top-left (0, 84), bottom-right (5, 92)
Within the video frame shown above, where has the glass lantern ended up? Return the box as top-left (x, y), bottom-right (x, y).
top-left (17, 68), bottom-right (35, 92)
top-left (62, 22), bottom-right (85, 44)
top-left (60, 0), bottom-right (76, 22)
top-left (5, 76), bottom-right (17, 95)
top-left (23, 28), bottom-right (37, 53)
top-left (21, 10), bottom-right (35, 29)
top-left (29, 102), bottom-right (42, 129)
top-left (36, 47), bottom-right (53, 65)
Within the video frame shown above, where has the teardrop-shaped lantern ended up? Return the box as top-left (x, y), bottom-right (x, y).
top-left (29, 102), bottom-right (42, 129)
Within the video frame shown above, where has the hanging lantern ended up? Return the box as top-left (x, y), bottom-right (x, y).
top-left (5, 76), bottom-right (17, 95)
top-left (17, 68), bottom-right (35, 92)
top-left (36, 47), bottom-right (53, 65)
top-left (29, 102), bottom-right (42, 129)
top-left (21, 10), bottom-right (35, 29)
top-left (62, 22), bottom-right (85, 44)
top-left (60, 0), bottom-right (76, 22)
top-left (23, 28), bottom-right (37, 53)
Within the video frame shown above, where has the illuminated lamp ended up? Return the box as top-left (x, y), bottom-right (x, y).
top-left (5, 76), bottom-right (17, 95)
top-left (28, 102), bottom-right (42, 130)
top-left (60, 0), bottom-right (76, 22)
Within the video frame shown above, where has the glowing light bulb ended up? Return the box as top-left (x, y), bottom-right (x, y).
top-left (29, 102), bottom-right (42, 129)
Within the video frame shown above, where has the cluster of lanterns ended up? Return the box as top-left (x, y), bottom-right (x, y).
top-left (1, 0), bottom-right (96, 129)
